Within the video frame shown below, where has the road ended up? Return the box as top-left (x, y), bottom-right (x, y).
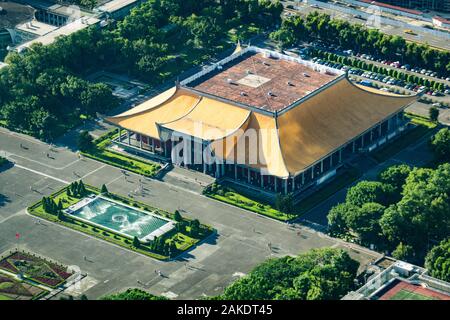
top-left (0, 127), bottom-right (380, 300)
top-left (282, 0), bottom-right (450, 51)
top-left (299, 122), bottom-right (437, 226)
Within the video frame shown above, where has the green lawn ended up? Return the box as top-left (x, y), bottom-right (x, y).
top-left (207, 187), bottom-right (293, 221)
top-left (405, 113), bottom-right (438, 129)
top-left (28, 184), bottom-right (213, 260)
top-left (81, 130), bottom-right (161, 178)
top-left (205, 168), bottom-right (361, 221)
top-left (0, 294), bottom-right (12, 300)
top-left (370, 125), bottom-right (434, 163)
top-left (389, 289), bottom-right (435, 300)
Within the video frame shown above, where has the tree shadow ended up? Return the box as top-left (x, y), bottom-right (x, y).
top-left (0, 194), bottom-right (11, 208)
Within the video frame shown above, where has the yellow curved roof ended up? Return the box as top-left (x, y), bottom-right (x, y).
top-left (118, 86), bottom-right (177, 117)
top-left (105, 88), bottom-right (200, 139)
top-left (160, 97), bottom-right (251, 141)
top-left (212, 112), bottom-right (290, 178)
top-left (277, 77), bottom-right (417, 174)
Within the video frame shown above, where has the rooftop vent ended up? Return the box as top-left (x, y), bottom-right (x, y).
top-left (267, 91), bottom-right (275, 97)
top-left (246, 69), bottom-right (252, 75)
top-left (217, 65), bottom-right (223, 70)
top-left (227, 78), bottom-right (234, 84)
top-left (263, 61), bottom-right (270, 66)
top-left (287, 81), bottom-right (294, 86)
top-left (240, 92), bottom-right (247, 97)
top-left (303, 72), bottom-right (310, 77)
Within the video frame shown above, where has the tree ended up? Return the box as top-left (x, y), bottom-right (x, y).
top-left (77, 131), bottom-right (93, 152)
top-left (379, 164), bottom-right (411, 193)
top-left (392, 242), bottom-right (415, 263)
top-left (346, 181), bottom-right (395, 207)
top-left (57, 210), bottom-right (65, 221)
top-left (429, 106), bottom-right (439, 122)
top-left (425, 238), bottom-right (450, 282)
top-left (189, 219), bottom-right (201, 237)
top-left (173, 210), bottom-right (182, 222)
top-left (218, 248), bottom-right (359, 300)
top-left (327, 202), bottom-right (358, 236)
top-left (101, 288), bottom-right (167, 300)
top-left (346, 202), bottom-right (385, 247)
top-left (100, 184), bottom-right (109, 194)
top-left (275, 193), bottom-right (294, 214)
top-left (431, 128), bottom-right (450, 161)
top-left (132, 236), bottom-right (141, 248)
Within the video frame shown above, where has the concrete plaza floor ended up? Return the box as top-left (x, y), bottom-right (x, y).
top-left (0, 126), bottom-right (380, 299)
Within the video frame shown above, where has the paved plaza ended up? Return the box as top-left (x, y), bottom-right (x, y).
top-left (0, 126), bottom-right (380, 299)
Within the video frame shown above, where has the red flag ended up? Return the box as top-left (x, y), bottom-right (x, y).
top-left (15, 233), bottom-right (20, 240)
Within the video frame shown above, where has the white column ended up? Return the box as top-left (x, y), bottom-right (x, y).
top-left (139, 136), bottom-right (143, 149)
top-left (274, 177), bottom-right (278, 193)
top-left (320, 160), bottom-right (324, 173)
top-left (261, 174), bottom-right (264, 188)
top-left (247, 169), bottom-right (251, 184)
top-left (234, 165), bottom-right (237, 180)
top-left (284, 179), bottom-right (288, 194)
top-left (352, 141), bottom-right (356, 153)
top-left (339, 149), bottom-right (342, 163)
top-left (302, 172), bottom-right (305, 185)
top-left (127, 130), bottom-right (130, 145)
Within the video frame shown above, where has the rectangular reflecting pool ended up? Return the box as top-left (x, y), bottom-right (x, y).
top-left (67, 196), bottom-right (174, 241)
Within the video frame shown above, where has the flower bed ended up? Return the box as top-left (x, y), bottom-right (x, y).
top-left (0, 274), bottom-right (48, 300)
top-left (0, 251), bottom-right (73, 288)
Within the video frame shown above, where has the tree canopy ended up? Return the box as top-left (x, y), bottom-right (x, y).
top-left (431, 128), bottom-right (450, 162)
top-left (328, 162), bottom-right (450, 264)
top-left (217, 248), bottom-right (359, 300)
top-left (270, 11), bottom-right (450, 76)
top-left (100, 288), bottom-right (167, 300)
top-left (0, 0), bottom-right (282, 140)
top-left (425, 238), bottom-right (450, 282)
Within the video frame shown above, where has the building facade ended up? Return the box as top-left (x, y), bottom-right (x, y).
top-left (106, 46), bottom-right (417, 196)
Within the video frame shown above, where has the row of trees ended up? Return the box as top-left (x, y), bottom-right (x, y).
top-left (101, 288), bottom-right (167, 300)
top-left (0, 0), bottom-right (282, 140)
top-left (0, 61), bottom-right (118, 140)
top-left (270, 12), bottom-right (450, 75)
top-left (216, 248), bottom-right (359, 300)
top-left (312, 49), bottom-right (447, 92)
top-left (328, 162), bottom-right (450, 274)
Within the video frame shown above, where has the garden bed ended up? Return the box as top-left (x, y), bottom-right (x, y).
top-left (28, 183), bottom-right (214, 260)
top-left (204, 168), bottom-right (361, 221)
top-left (81, 130), bottom-right (161, 178)
top-left (0, 250), bottom-right (72, 289)
top-left (0, 274), bottom-right (48, 300)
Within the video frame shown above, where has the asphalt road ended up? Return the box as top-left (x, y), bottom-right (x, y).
top-left (0, 127), bottom-right (380, 300)
top-left (283, 0), bottom-right (450, 51)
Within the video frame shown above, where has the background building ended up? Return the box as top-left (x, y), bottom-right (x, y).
top-left (366, 0), bottom-right (450, 12)
top-left (106, 46), bottom-right (417, 198)
top-left (343, 257), bottom-right (450, 300)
